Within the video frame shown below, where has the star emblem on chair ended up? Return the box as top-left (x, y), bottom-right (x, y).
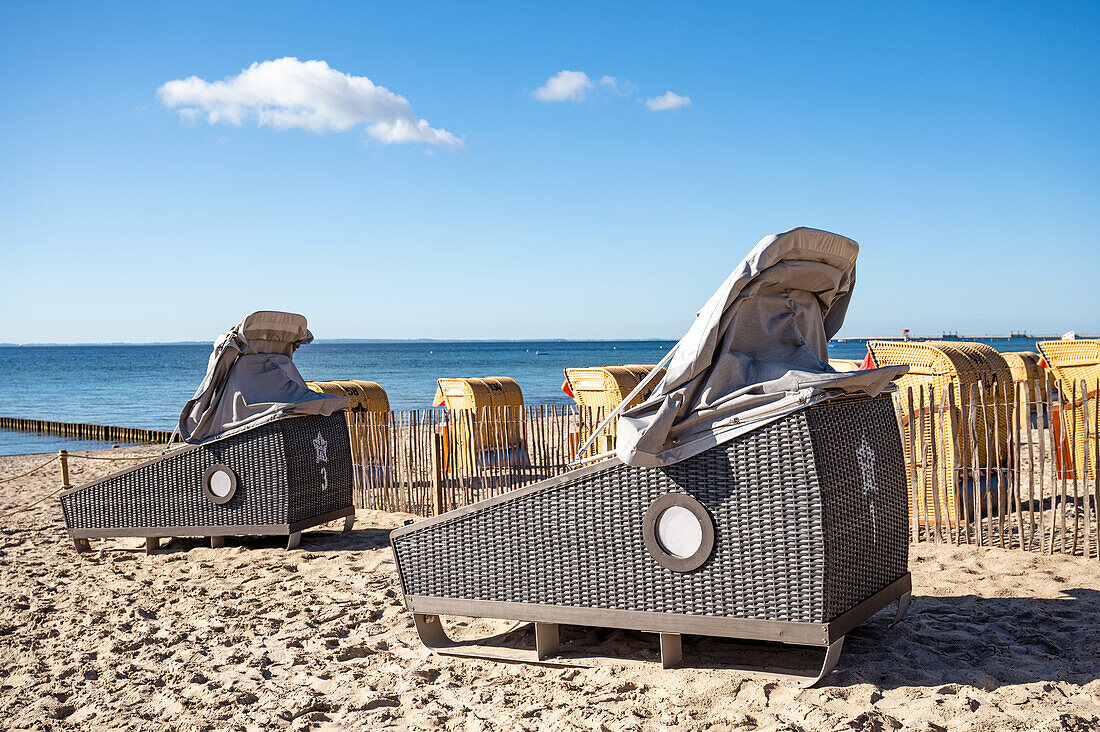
top-left (313, 432), bottom-right (328, 464)
top-left (857, 436), bottom-right (878, 543)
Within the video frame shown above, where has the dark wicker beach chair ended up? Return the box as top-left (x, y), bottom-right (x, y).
top-left (390, 228), bottom-right (912, 685)
top-left (60, 312), bottom-right (355, 552)
top-left (391, 392), bottom-right (910, 684)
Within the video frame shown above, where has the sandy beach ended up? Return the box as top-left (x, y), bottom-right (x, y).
top-left (2, 447), bottom-right (1099, 731)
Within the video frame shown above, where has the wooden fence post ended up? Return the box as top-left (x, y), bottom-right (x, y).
top-left (58, 450), bottom-right (71, 490)
top-left (431, 431), bottom-right (445, 516)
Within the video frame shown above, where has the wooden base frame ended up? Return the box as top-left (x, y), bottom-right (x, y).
top-left (69, 507), bottom-right (355, 554)
top-left (408, 573), bottom-right (911, 687)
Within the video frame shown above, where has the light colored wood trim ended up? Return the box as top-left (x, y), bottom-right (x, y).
top-left (660, 633), bottom-right (682, 668)
top-left (403, 574), bottom-right (911, 649)
top-left (69, 507), bottom-right (353, 540)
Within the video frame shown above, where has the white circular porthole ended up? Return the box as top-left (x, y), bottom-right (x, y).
top-left (643, 494), bottom-right (715, 572)
top-left (655, 505), bottom-right (705, 558)
top-left (209, 470), bottom-right (233, 498)
top-left (202, 464), bottom-right (238, 505)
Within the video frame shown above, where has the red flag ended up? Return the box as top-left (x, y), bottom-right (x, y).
top-left (561, 379), bottom-right (574, 398)
top-left (860, 351), bottom-right (876, 370)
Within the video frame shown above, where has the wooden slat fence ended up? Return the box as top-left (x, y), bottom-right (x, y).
top-left (338, 376), bottom-right (1100, 561)
top-left (898, 377), bottom-right (1099, 557)
top-left (345, 405), bottom-right (578, 516)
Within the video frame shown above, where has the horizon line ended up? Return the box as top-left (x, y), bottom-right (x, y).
top-left (0, 333), bottom-right (1087, 348)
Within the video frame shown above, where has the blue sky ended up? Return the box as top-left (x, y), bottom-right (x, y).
top-left (1, 1), bottom-right (1096, 343)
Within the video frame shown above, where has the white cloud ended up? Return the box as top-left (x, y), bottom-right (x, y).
top-left (598, 75), bottom-right (634, 97)
top-left (157, 57), bottom-right (463, 149)
top-left (532, 70), bottom-right (593, 103)
top-left (645, 91), bottom-right (692, 111)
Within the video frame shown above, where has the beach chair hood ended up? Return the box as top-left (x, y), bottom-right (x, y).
top-left (616, 227), bottom-right (907, 467)
top-left (177, 311), bottom-right (349, 444)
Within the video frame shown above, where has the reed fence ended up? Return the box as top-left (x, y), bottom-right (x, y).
top-left (343, 378), bottom-right (1100, 560)
top-left (896, 377), bottom-right (1099, 558)
top-left (344, 405), bottom-right (577, 516)
top-left (5, 376), bottom-right (1096, 561)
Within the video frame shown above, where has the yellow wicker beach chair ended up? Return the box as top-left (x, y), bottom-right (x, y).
top-left (565, 365), bottom-right (664, 411)
top-left (307, 380), bottom-right (391, 479)
top-left (565, 364), bottom-right (666, 456)
top-left (1000, 351), bottom-right (1052, 429)
top-left (868, 341), bottom-right (1013, 525)
top-left (1036, 340), bottom-right (1100, 480)
top-left (1001, 352), bottom-right (1048, 401)
top-left (435, 377), bottom-right (527, 470)
top-left (308, 380), bottom-right (390, 413)
top-left (827, 358), bottom-right (862, 373)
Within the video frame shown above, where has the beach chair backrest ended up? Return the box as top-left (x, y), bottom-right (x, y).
top-left (1001, 351), bottom-right (1050, 403)
top-left (307, 380), bottom-right (391, 463)
top-left (436, 377), bottom-right (526, 470)
top-left (1037, 340), bottom-right (1100, 386)
top-left (565, 364), bottom-right (667, 456)
top-left (565, 365), bottom-right (665, 411)
top-left (827, 358), bottom-right (861, 372)
top-left (1037, 339), bottom-right (1100, 480)
top-left (868, 340), bottom-right (1013, 525)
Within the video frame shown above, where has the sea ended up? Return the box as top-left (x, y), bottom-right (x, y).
top-left (0, 337), bottom-right (1045, 455)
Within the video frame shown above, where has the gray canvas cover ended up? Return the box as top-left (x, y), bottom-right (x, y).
top-left (177, 311), bottom-right (349, 445)
top-left (616, 227), bottom-right (907, 467)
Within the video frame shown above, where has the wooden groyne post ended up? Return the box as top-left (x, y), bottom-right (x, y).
top-left (0, 416), bottom-right (172, 444)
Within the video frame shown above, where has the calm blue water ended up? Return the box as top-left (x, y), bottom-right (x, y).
top-left (0, 337), bottom-right (1045, 455)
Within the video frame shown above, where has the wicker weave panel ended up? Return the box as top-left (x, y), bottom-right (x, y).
top-left (396, 413), bottom-right (825, 621)
top-left (286, 414), bottom-right (354, 524)
top-left (805, 395), bottom-right (909, 619)
top-left (567, 365), bottom-right (666, 455)
top-left (394, 393), bottom-right (908, 624)
top-left (61, 414), bottom-right (352, 532)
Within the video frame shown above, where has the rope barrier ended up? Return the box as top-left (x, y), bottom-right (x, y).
top-left (0, 485), bottom-right (66, 519)
top-left (0, 454), bottom-right (58, 484)
top-left (0, 450), bottom-right (153, 521)
top-left (67, 453), bottom-right (155, 462)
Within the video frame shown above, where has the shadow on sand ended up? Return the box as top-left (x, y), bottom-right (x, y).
top-left (104, 526), bottom-right (395, 554)
top-left (427, 590), bottom-right (1100, 690)
top-left (98, 526), bottom-right (1100, 690)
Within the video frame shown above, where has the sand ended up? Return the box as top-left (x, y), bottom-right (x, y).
top-left (2, 447), bottom-right (1100, 731)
